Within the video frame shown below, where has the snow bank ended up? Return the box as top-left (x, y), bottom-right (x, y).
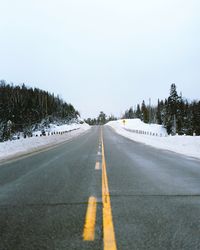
top-left (0, 123), bottom-right (90, 162)
top-left (106, 119), bottom-right (200, 159)
top-left (117, 118), bottom-right (168, 137)
top-left (32, 122), bottom-right (82, 136)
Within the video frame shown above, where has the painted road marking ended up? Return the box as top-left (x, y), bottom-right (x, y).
top-left (83, 196), bottom-right (97, 241)
top-left (101, 128), bottom-right (117, 250)
top-left (95, 161), bottom-right (100, 170)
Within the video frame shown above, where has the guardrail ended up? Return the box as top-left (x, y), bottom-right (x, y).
top-left (22, 128), bottom-right (80, 139)
top-left (123, 127), bottom-right (168, 137)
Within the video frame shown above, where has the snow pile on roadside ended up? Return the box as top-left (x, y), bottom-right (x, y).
top-left (0, 123), bottom-right (90, 161)
top-left (117, 118), bottom-right (167, 136)
top-left (106, 119), bottom-right (200, 159)
top-left (32, 122), bottom-right (82, 136)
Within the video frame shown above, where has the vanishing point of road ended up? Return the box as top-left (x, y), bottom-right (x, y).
top-left (0, 126), bottom-right (200, 250)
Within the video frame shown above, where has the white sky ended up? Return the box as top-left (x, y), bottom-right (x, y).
top-left (0, 0), bottom-right (200, 118)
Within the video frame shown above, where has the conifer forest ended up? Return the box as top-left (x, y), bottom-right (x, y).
top-left (123, 84), bottom-right (200, 135)
top-left (0, 80), bottom-right (79, 141)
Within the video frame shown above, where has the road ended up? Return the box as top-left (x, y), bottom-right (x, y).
top-left (0, 126), bottom-right (200, 250)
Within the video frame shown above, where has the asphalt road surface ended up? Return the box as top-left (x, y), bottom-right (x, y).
top-left (0, 126), bottom-right (200, 250)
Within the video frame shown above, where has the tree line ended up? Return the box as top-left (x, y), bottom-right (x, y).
top-left (85, 112), bottom-right (117, 125)
top-left (0, 80), bottom-right (79, 141)
top-left (85, 84), bottom-right (200, 136)
top-left (123, 84), bottom-right (200, 135)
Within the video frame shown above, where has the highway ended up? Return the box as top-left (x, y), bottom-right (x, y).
top-left (0, 126), bottom-right (200, 250)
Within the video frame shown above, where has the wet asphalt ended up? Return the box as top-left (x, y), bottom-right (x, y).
top-left (0, 126), bottom-right (200, 250)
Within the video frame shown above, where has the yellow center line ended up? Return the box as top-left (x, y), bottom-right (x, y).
top-left (82, 196), bottom-right (97, 241)
top-left (101, 128), bottom-right (117, 250)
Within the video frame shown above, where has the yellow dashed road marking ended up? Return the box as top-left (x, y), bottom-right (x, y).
top-left (83, 196), bottom-right (97, 241)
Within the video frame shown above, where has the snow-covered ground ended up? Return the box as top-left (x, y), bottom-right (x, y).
top-left (106, 119), bottom-right (200, 159)
top-left (0, 123), bottom-right (90, 161)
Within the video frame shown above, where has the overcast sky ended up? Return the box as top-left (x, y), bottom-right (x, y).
top-left (0, 0), bottom-right (200, 118)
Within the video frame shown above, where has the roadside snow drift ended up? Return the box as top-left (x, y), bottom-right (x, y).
top-left (0, 123), bottom-right (90, 161)
top-left (106, 119), bottom-right (200, 159)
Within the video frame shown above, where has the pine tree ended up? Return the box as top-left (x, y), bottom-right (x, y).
top-left (141, 100), bottom-right (149, 123)
top-left (165, 84), bottom-right (179, 134)
top-left (128, 107), bottom-right (134, 118)
top-left (97, 111), bottom-right (107, 125)
top-left (136, 104), bottom-right (141, 119)
top-left (191, 101), bottom-right (200, 135)
top-left (183, 100), bottom-right (192, 135)
top-left (156, 99), bottom-right (162, 124)
top-left (176, 95), bottom-right (185, 134)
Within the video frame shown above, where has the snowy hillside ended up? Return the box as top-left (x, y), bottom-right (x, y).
top-left (0, 123), bottom-right (90, 161)
top-left (106, 119), bottom-right (200, 159)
